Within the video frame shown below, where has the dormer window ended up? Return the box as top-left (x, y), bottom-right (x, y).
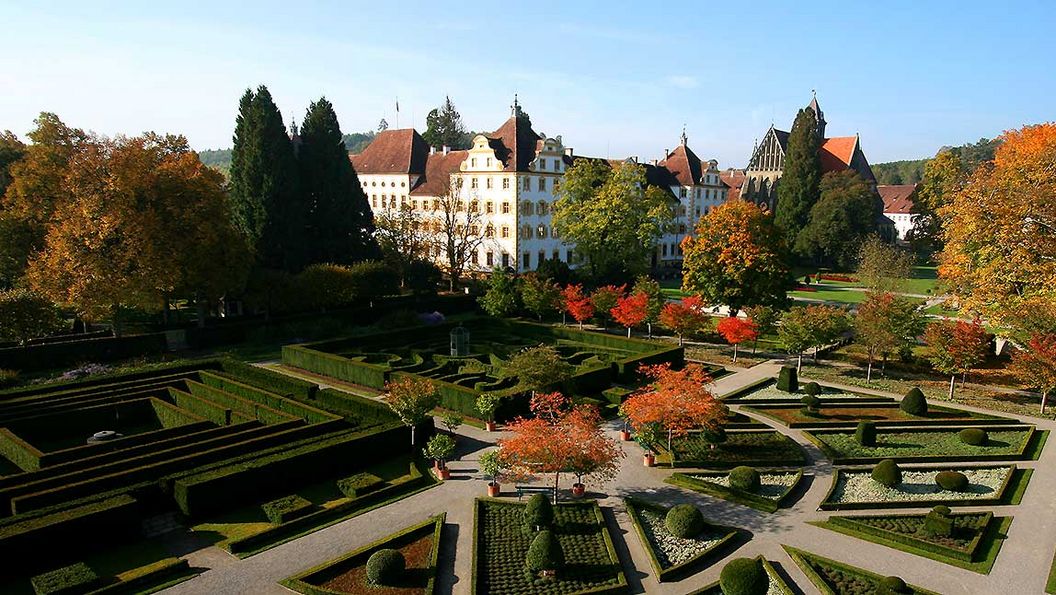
top-left (471, 158), bottom-right (477, 168)
top-left (486, 157), bottom-right (492, 167)
top-left (538, 159), bottom-right (546, 171)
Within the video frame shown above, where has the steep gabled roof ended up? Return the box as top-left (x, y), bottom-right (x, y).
top-left (659, 143), bottom-right (704, 186)
top-left (819, 136), bottom-right (858, 173)
top-left (878, 184), bottom-right (917, 214)
top-left (720, 169), bottom-right (746, 201)
top-left (486, 115), bottom-right (541, 172)
top-left (408, 150), bottom-right (468, 196)
top-left (349, 129), bottom-right (430, 175)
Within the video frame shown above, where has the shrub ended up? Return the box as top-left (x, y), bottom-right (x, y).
top-left (702, 426), bottom-right (727, 446)
top-left (336, 472), bottom-right (384, 498)
top-left (729, 466), bottom-right (761, 492)
top-left (523, 494), bottom-right (553, 532)
top-left (30, 562), bottom-right (100, 595)
top-left (366, 549), bottom-right (405, 586)
top-left (664, 503), bottom-right (705, 538)
top-left (958, 428), bottom-right (988, 446)
top-left (855, 421), bottom-right (877, 446)
top-left (776, 366), bottom-right (798, 393)
top-left (803, 381), bottom-right (821, 396)
top-left (923, 506), bottom-right (953, 537)
top-left (261, 495), bottom-right (314, 524)
top-left (525, 529), bottom-right (565, 577)
top-left (871, 459), bottom-right (902, 487)
top-left (879, 575), bottom-right (910, 594)
top-left (932, 504), bottom-right (952, 516)
top-left (900, 387), bottom-right (928, 416)
top-left (0, 369), bottom-right (17, 388)
top-left (935, 471), bottom-right (969, 492)
top-left (800, 394), bottom-right (822, 417)
top-left (719, 557), bottom-right (768, 595)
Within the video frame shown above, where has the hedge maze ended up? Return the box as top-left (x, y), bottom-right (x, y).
top-left (0, 359), bottom-right (422, 593)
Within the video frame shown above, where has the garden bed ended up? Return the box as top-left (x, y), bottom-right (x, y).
top-left (784, 546), bottom-right (940, 594)
top-left (623, 497), bottom-right (742, 582)
top-left (722, 379), bottom-right (890, 403)
top-left (665, 469), bottom-right (804, 513)
top-left (471, 498), bottom-right (625, 595)
top-left (658, 430), bottom-right (806, 468)
top-left (740, 402), bottom-right (1011, 429)
top-left (820, 464), bottom-right (1027, 510)
top-left (689, 556), bottom-right (794, 595)
top-left (812, 512), bottom-right (1011, 574)
top-left (803, 426), bottom-right (1044, 464)
top-left (282, 513), bottom-right (443, 594)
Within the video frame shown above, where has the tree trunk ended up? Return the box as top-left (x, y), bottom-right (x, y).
top-left (1041, 390), bottom-right (1049, 415)
top-left (752, 339), bottom-right (758, 355)
top-left (647, 322), bottom-right (653, 339)
top-left (867, 358), bottom-right (873, 382)
top-left (410, 425), bottom-right (416, 448)
top-left (626, 327), bottom-right (631, 338)
top-left (948, 375), bottom-right (956, 399)
top-left (667, 428), bottom-right (673, 454)
top-left (562, 312), bottom-right (566, 325)
top-left (732, 343), bottom-right (738, 363)
top-left (678, 334), bottom-right (684, 346)
top-left (552, 472), bottom-right (560, 504)
top-left (797, 354), bottom-right (803, 373)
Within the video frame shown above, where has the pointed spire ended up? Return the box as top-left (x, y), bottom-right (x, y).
top-left (289, 116), bottom-right (298, 136)
top-left (511, 93), bottom-right (521, 118)
top-left (680, 124), bottom-right (688, 146)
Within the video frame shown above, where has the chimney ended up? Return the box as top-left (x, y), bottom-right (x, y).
top-left (442, 145), bottom-right (450, 155)
top-left (564, 148), bottom-right (574, 157)
top-left (651, 159), bottom-right (658, 166)
top-left (430, 146), bottom-right (436, 155)
top-left (664, 148), bottom-right (670, 158)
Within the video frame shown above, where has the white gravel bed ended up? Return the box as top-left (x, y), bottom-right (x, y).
top-left (735, 386), bottom-right (862, 400)
top-left (692, 471), bottom-right (800, 499)
top-left (765, 564), bottom-right (784, 595)
top-left (638, 508), bottom-right (727, 567)
top-left (829, 467), bottom-right (1011, 504)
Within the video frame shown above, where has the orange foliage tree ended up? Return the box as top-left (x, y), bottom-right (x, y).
top-left (659, 296), bottom-right (710, 345)
top-left (590, 284), bottom-right (625, 329)
top-left (716, 316), bottom-right (758, 363)
top-left (620, 363), bottom-right (727, 455)
top-left (924, 319), bottom-right (989, 398)
top-left (1011, 334), bottom-right (1056, 414)
top-left (562, 284), bottom-right (594, 329)
top-left (611, 291), bottom-right (649, 337)
top-left (498, 392), bottom-right (622, 502)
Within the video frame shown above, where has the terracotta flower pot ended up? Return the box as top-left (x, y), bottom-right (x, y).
top-left (619, 430), bottom-right (631, 441)
top-left (485, 421), bottom-right (497, 432)
top-left (435, 465), bottom-right (451, 480)
top-left (643, 453), bottom-right (655, 467)
top-left (571, 483), bottom-right (586, 498)
top-left (487, 482), bottom-right (501, 497)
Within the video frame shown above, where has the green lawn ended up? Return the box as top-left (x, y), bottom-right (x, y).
top-left (808, 428), bottom-right (1037, 462)
top-left (790, 287), bottom-right (869, 304)
top-left (662, 430), bottom-right (806, 467)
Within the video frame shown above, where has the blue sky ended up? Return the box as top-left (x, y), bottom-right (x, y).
top-left (2, 1), bottom-right (1054, 167)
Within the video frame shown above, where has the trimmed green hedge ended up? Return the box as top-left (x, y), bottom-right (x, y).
top-left (802, 425), bottom-right (1039, 465)
top-left (283, 345), bottom-right (388, 389)
top-left (89, 557), bottom-right (192, 594)
top-left (819, 464), bottom-right (1022, 511)
top-left (823, 512), bottom-right (994, 563)
top-left (198, 371), bottom-right (336, 423)
top-left (184, 380), bottom-right (297, 425)
top-left (0, 495), bottom-right (139, 565)
top-left (0, 333), bottom-right (168, 373)
top-left (217, 359), bottom-right (318, 401)
top-left (262, 494), bottom-right (314, 524)
top-left (37, 421), bottom-right (216, 468)
top-left (0, 361), bottom-right (218, 402)
top-left (149, 398), bottom-right (204, 429)
top-left (337, 472), bottom-right (383, 498)
top-left (30, 561), bottom-right (102, 595)
top-left (313, 389), bottom-right (397, 426)
top-left (665, 469), bottom-right (805, 513)
top-left (784, 545), bottom-right (940, 595)
top-left (167, 388), bottom-right (233, 426)
top-left (624, 497), bottom-right (741, 582)
top-left (0, 428), bottom-right (44, 472)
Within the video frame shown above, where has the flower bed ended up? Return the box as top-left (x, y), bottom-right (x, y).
top-left (471, 499), bottom-right (625, 595)
top-left (666, 469), bottom-right (804, 513)
top-left (281, 513), bottom-right (444, 594)
top-left (820, 465), bottom-right (1022, 510)
top-left (784, 546), bottom-right (940, 594)
top-left (623, 497), bottom-right (741, 582)
top-left (804, 426), bottom-right (1040, 464)
top-left (689, 556), bottom-right (794, 595)
top-left (813, 512), bottom-right (1011, 573)
top-left (740, 402), bottom-right (1009, 429)
top-left (660, 430), bottom-right (806, 468)
top-left (723, 379), bottom-right (890, 403)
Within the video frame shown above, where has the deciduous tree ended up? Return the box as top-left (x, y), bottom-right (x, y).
top-left (590, 285), bottom-right (625, 329)
top-left (435, 176), bottom-right (486, 291)
top-left (854, 292), bottom-right (926, 381)
top-left (611, 292), bottom-right (649, 338)
top-left (796, 170), bottom-right (882, 268)
top-left (659, 296), bottom-right (709, 345)
top-left (519, 273), bottom-right (561, 321)
top-left (0, 288), bottom-right (64, 345)
top-left (374, 205), bottom-right (432, 288)
top-left (856, 236), bottom-right (916, 293)
top-left (716, 317), bottom-right (758, 363)
top-left (479, 267), bottom-right (519, 317)
top-left (621, 363), bottom-right (727, 455)
top-left (1011, 334), bottom-right (1056, 414)
top-left (924, 319), bottom-right (989, 398)
top-left (632, 275), bottom-right (665, 338)
top-left (504, 345), bottom-right (574, 396)
top-left (562, 284), bottom-right (594, 329)
top-left (385, 376), bottom-right (439, 446)
top-left (778, 307), bottom-right (815, 372)
top-left (744, 305), bottom-right (780, 354)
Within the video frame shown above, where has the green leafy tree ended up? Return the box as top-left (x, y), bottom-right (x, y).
top-left (479, 268), bottom-right (519, 317)
top-left (854, 292), bottom-right (925, 381)
top-left (632, 276), bottom-right (664, 338)
top-left (503, 345), bottom-right (574, 396)
top-left (553, 160), bottom-right (673, 282)
top-left (374, 205), bottom-right (432, 288)
top-left (519, 273), bottom-right (561, 320)
top-left (590, 285), bottom-right (624, 329)
top-left (0, 288), bottom-right (64, 345)
top-left (774, 108), bottom-right (822, 246)
top-left (229, 86), bottom-right (305, 271)
top-left (795, 170), bottom-right (882, 268)
top-left (298, 97), bottom-right (377, 265)
top-left (856, 236), bottom-right (916, 293)
top-left (778, 307), bottom-right (815, 372)
top-left (744, 305), bottom-right (780, 354)
top-left (422, 96), bottom-right (470, 150)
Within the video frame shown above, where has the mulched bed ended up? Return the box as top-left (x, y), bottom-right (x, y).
top-left (318, 533), bottom-right (433, 594)
top-left (667, 431), bottom-right (805, 467)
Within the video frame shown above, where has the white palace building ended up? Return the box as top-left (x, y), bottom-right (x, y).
top-left (349, 99), bottom-right (730, 275)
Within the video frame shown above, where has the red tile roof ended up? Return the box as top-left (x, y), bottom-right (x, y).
top-left (878, 184), bottom-right (917, 215)
top-left (408, 150), bottom-right (468, 196)
top-left (487, 116), bottom-right (541, 172)
top-left (818, 136), bottom-right (858, 174)
top-left (349, 129), bottom-right (429, 175)
top-left (720, 169), bottom-right (745, 201)
top-left (659, 143), bottom-right (703, 186)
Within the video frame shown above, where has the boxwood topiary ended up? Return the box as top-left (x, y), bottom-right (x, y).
top-left (665, 503), bottom-right (705, 538)
top-left (935, 470), bottom-right (969, 492)
top-left (923, 506), bottom-right (953, 537)
top-left (900, 387), bottom-right (928, 416)
top-left (30, 562), bottom-right (101, 595)
top-left (525, 529), bottom-right (564, 577)
top-left (776, 366), bottom-right (798, 393)
top-left (800, 394), bottom-right (822, 417)
top-left (803, 381), bottom-right (821, 396)
top-left (855, 421), bottom-right (877, 446)
top-left (878, 575), bottom-right (910, 594)
top-left (958, 428), bottom-right (988, 446)
top-left (871, 459), bottom-right (902, 487)
top-left (366, 549), bottom-right (405, 586)
top-left (729, 466), bottom-right (761, 492)
top-left (523, 493), bottom-right (553, 532)
top-left (719, 557), bottom-right (768, 595)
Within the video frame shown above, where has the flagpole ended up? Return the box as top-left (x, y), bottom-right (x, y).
top-left (395, 96), bottom-right (400, 129)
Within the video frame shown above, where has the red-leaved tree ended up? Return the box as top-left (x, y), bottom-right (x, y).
top-left (716, 316), bottom-right (759, 363)
top-left (611, 292), bottom-right (649, 338)
top-left (620, 363), bottom-right (727, 456)
top-left (659, 295), bottom-right (710, 345)
top-left (590, 284), bottom-right (626, 329)
top-left (924, 319), bottom-right (989, 398)
top-left (1011, 334), bottom-right (1056, 414)
top-left (562, 284), bottom-right (594, 329)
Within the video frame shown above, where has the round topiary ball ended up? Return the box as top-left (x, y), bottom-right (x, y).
top-left (871, 459), bottom-right (902, 487)
top-left (719, 557), bottom-right (768, 595)
top-left (803, 381), bottom-right (821, 397)
top-left (935, 471), bottom-right (969, 492)
top-left (855, 420), bottom-right (877, 446)
top-left (900, 387), bottom-right (928, 416)
top-left (958, 428), bottom-right (988, 446)
top-left (523, 493), bottom-right (553, 532)
top-left (932, 505), bottom-right (952, 516)
top-left (366, 549), bottom-right (405, 586)
top-left (525, 529), bottom-right (564, 577)
top-left (729, 466), bottom-right (761, 492)
top-left (664, 504), bottom-right (705, 538)
top-left (878, 575), bottom-right (910, 594)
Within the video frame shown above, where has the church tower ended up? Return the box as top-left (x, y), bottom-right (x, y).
top-left (808, 91), bottom-right (826, 139)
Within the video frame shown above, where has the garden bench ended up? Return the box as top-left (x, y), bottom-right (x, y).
top-left (514, 485), bottom-right (552, 500)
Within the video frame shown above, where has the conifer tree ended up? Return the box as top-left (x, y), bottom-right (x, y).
top-left (422, 96), bottom-right (469, 149)
top-left (774, 108), bottom-right (821, 248)
top-left (298, 97), bottom-right (377, 265)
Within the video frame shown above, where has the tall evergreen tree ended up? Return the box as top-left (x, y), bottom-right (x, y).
top-left (229, 85), bottom-right (304, 272)
top-left (795, 171), bottom-right (882, 268)
top-left (422, 96), bottom-right (469, 149)
top-left (298, 97), bottom-right (377, 264)
top-left (774, 108), bottom-right (822, 247)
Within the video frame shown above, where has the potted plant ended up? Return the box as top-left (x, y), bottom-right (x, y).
top-left (617, 404), bottom-right (632, 441)
top-left (479, 449), bottom-right (503, 497)
top-left (636, 422), bottom-right (662, 467)
top-left (424, 433), bottom-right (456, 480)
top-left (476, 393), bottom-right (502, 432)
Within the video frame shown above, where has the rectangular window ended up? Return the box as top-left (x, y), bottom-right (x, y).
top-left (486, 201), bottom-right (494, 214)
top-left (501, 226), bottom-right (509, 238)
top-left (552, 249), bottom-right (559, 261)
top-left (486, 157), bottom-right (492, 167)
top-left (472, 250), bottom-right (479, 265)
top-left (501, 253), bottom-right (509, 268)
top-left (680, 188), bottom-right (687, 198)
top-left (502, 202), bottom-right (510, 214)
top-left (372, 195), bottom-right (377, 207)
top-left (523, 252), bottom-right (531, 269)
top-left (486, 251), bottom-right (494, 266)
top-left (502, 177), bottom-right (510, 189)
top-left (538, 250), bottom-right (545, 266)
top-left (471, 177), bottom-right (478, 189)
top-left (538, 159), bottom-right (546, 171)
top-left (565, 249), bottom-right (573, 263)
top-left (538, 177), bottom-right (545, 191)
top-left (486, 177), bottom-right (493, 189)
top-left (471, 158), bottom-right (477, 167)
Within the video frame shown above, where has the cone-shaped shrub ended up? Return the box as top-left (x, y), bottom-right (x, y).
top-left (366, 549), bottom-right (405, 586)
top-left (958, 428), bottom-right (988, 446)
top-left (523, 493), bottom-right (553, 532)
top-left (871, 459), bottom-right (902, 487)
top-left (719, 557), bottom-right (768, 595)
top-left (525, 529), bottom-right (564, 577)
top-left (729, 466), bottom-right (761, 492)
top-left (777, 366), bottom-right (798, 393)
top-left (855, 421), bottom-right (877, 446)
top-left (900, 387), bottom-right (927, 416)
top-left (665, 504), bottom-right (705, 538)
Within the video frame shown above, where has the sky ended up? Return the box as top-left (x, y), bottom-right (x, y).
top-left (2, 1), bottom-right (1055, 167)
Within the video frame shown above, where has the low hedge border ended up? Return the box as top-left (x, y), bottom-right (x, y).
top-left (813, 513), bottom-right (1012, 574)
top-left (0, 428), bottom-right (44, 472)
top-left (819, 464), bottom-right (1023, 511)
top-left (149, 397), bottom-right (205, 429)
top-left (720, 377), bottom-right (894, 404)
top-left (0, 332), bottom-right (168, 374)
top-left (802, 425), bottom-right (1041, 465)
top-left (280, 513), bottom-right (446, 595)
top-left (36, 420), bottom-right (216, 470)
top-left (665, 469), bottom-right (805, 513)
top-left (0, 361), bottom-right (223, 402)
top-left (739, 403), bottom-right (1013, 430)
top-left (197, 371), bottom-right (337, 423)
top-left (217, 359), bottom-right (318, 401)
top-left (688, 556), bottom-right (794, 595)
top-left (226, 459), bottom-right (437, 557)
top-left (0, 494), bottom-right (139, 566)
top-left (783, 545), bottom-right (941, 595)
top-left (89, 557), bottom-right (194, 594)
top-left (313, 388), bottom-right (397, 426)
top-left (652, 429), bottom-right (807, 469)
top-left (183, 379), bottom-right (299, 425)
top-left (261, 494), bottom-right (314, 524)
top-left (623, 496), bottom-right (742, 582)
